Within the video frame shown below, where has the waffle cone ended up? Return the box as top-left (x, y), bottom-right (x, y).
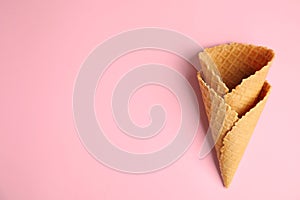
top-left (197, 43), bottom-right (274, 187)
top-left (220, 82), bottom-right (271, 187)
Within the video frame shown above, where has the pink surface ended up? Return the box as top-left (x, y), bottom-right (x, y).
top-left (1, 0), bottom-right (300, 199)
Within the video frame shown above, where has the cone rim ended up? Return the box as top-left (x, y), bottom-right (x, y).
top-left (198, 42), bottom-right (275, 95)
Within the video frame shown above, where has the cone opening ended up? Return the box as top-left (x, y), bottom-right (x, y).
top-left (204, 43), bottom-right (274, 91)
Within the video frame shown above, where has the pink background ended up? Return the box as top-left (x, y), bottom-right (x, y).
top-left (1, 0), bottom-right (300, 199)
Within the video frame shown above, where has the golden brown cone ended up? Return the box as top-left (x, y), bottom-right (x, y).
top-left (220, 82), bottom-right (271, 187)
top-left (197, 43), bottom-right (274, 187)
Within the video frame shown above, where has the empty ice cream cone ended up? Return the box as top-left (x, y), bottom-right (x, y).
top-left (197, 43), bottom-right (274, 187)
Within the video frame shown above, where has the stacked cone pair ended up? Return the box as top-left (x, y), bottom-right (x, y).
top-left (197, 43), bottom-right (274, 187)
